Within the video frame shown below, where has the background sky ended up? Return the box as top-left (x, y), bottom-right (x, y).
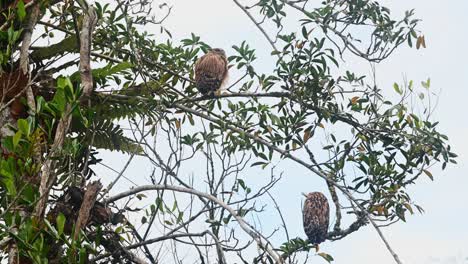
top-left (94, 1), bottom-right (468, 263)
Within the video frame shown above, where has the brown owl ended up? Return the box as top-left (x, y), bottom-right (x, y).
top-left (302, 192), bottom-right (330, 245)
top-left (194, 48), bottom-right (228, 95)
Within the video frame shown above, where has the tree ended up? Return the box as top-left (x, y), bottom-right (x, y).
top-left (0, 0), bottom-right (456, 263)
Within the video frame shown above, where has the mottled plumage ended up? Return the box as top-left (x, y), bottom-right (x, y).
top-left (194, 48), bottom-right (228, 95)
top-left (303, 192), bottom-right (330, 244)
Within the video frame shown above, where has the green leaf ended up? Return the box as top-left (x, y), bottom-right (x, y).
top-left (115, 226), bottom-right (123, 233)
top-left (51, 89), bottom-right (66, 113)
top-left (56, 213), bottom-right (66, 236)
top-left (271, 50), bottom-right (281, 55)
top-left (79, 247), bottom-right (87, 264)
top-left (251, 161), bottom-right (268, 167)
top-left (136, 193), bottom-right (147, 200)
top-left (393, 83), bottom-right (402, 95)
top-left (92, 62), bottom-right (133, 82)
top-left (403, 203), bottom-right (414, 214)
top-left (156, 197), bottom-right (164, 212)
top-left (177, 212), bottom-right (184, 223)
top-left (421, 78), bottom-right (430, 89)
top-left (44, 219), bottom-right (59, 238)
top-left (238, 179), bottom-right (246, 190)
top-left (423, 169), bottom-right (433, 180)
top-left (17, 119), bottom-right (29, 137)
top-left (64, 81), bottom-right (75, 101)
top-left (17, 0), bottom-right (26, 21)
top-left (57, 77), bottom-right (73, 90)
top-left (302, 26), bottom-right (308, 39)
top-left (13, 131), bottom-right (21, 148)
top-left (317, 252), bottom-right (334, 262)
top-left (3, 178), bottom-right (16, 196)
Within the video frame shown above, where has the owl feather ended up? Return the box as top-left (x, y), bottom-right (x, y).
top-left (303, 192), bottom-right (330, 244)
top-left (194, 48), bottom-right (228, 95)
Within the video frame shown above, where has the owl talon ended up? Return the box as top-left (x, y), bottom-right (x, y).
top-left (314, 244), bottom-right (319, 252)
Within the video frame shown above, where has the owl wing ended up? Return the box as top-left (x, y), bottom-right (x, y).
top-left (194, 53), bottom-right (228, 94)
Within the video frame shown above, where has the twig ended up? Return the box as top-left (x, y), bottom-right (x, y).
top-left (102, 154), bottom-right (135, 196)
top-left (305, 146), bottom-right (342, 231)
top-left (233, 0), bottom-right (280, 54)
top-left (267, 191), bottom-right (290, 242)
top-left (106, 184), bottom-right (284, 264)
top-left (91, 232), bottom-right (211, 262)
top-left (174, 102), bottom-right (403, 264)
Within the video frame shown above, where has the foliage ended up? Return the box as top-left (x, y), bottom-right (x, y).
top-left (0, 0), bottom-right (455, 263)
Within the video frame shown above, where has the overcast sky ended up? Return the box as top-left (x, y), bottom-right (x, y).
top-left (95, 1), bottom-right (468, 263)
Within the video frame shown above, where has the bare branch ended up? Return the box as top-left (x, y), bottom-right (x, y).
top-left (106, 184), bottom-right (284, 264)
top-left (233, 0), bottom-right (280, 54)
top-left (73, 181), bottom-right (102, 240)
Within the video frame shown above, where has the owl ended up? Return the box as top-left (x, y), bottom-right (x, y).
top-left (194, 48), bottom-right (228, 95)
top-left (302, 192), bottom-right (330, 245)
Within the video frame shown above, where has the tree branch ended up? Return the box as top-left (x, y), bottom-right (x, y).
top-left (73, 181), bottom-right (102, 240)
top-left (19, 2), bottom-right (41, 113)
top-left (33, 2), bottom-right (97, 219)
top-left (79, 4), bottom-right (97, 97)
top-left (174, 102), bottom-right (403, 264)
top-left (233, 0), bottom-right (279, 54)
top-left (106, 184), bottom-right (284, 264)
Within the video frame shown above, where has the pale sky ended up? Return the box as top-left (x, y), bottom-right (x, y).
top-left (94, 1), bottom-right (468, 263)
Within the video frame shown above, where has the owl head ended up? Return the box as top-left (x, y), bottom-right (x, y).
top-left (211, 48), bottom-right (226, 58)
top-left (302, 192), bottom-right (328, 204)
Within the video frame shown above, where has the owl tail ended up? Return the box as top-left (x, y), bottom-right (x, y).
top-left (196, 73), bottom-right (222, 95)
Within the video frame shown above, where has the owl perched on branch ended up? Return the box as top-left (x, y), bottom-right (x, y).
top-left (302, 192), bottom-right (330, 245)
top-left (194, 48), bottom-right (228, 95)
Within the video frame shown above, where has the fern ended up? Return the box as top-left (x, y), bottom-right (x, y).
top-left (73, 119), bottom-right (143, 155)
top-left (91, 91), bottom-right (163, 122)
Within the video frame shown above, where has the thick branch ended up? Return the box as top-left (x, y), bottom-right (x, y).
top-left (327, 178), bottom-right (342, 231)
top-left (33, 3), bottom-right (97, 219)
top-left (33, 105), bottom-right (73, 218)
top-left (79, 5), bottom-right (97, 97)
top-left (30, 36), bottom-right (78, 61)
top-left (19, 2), bottom-right (41, 113)
top-left (73, 181), bottom-right (102, 240)
top-left (327, 213), bottom-right (367, 241)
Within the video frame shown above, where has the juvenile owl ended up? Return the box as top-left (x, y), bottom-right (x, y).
top-left (302, 192), bottom-right (330, 244)
top-left (194, 48), bottom-right (228, 95)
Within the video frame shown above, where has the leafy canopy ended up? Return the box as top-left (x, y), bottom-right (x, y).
top-left (0, 0), bottom-right (455, 263)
